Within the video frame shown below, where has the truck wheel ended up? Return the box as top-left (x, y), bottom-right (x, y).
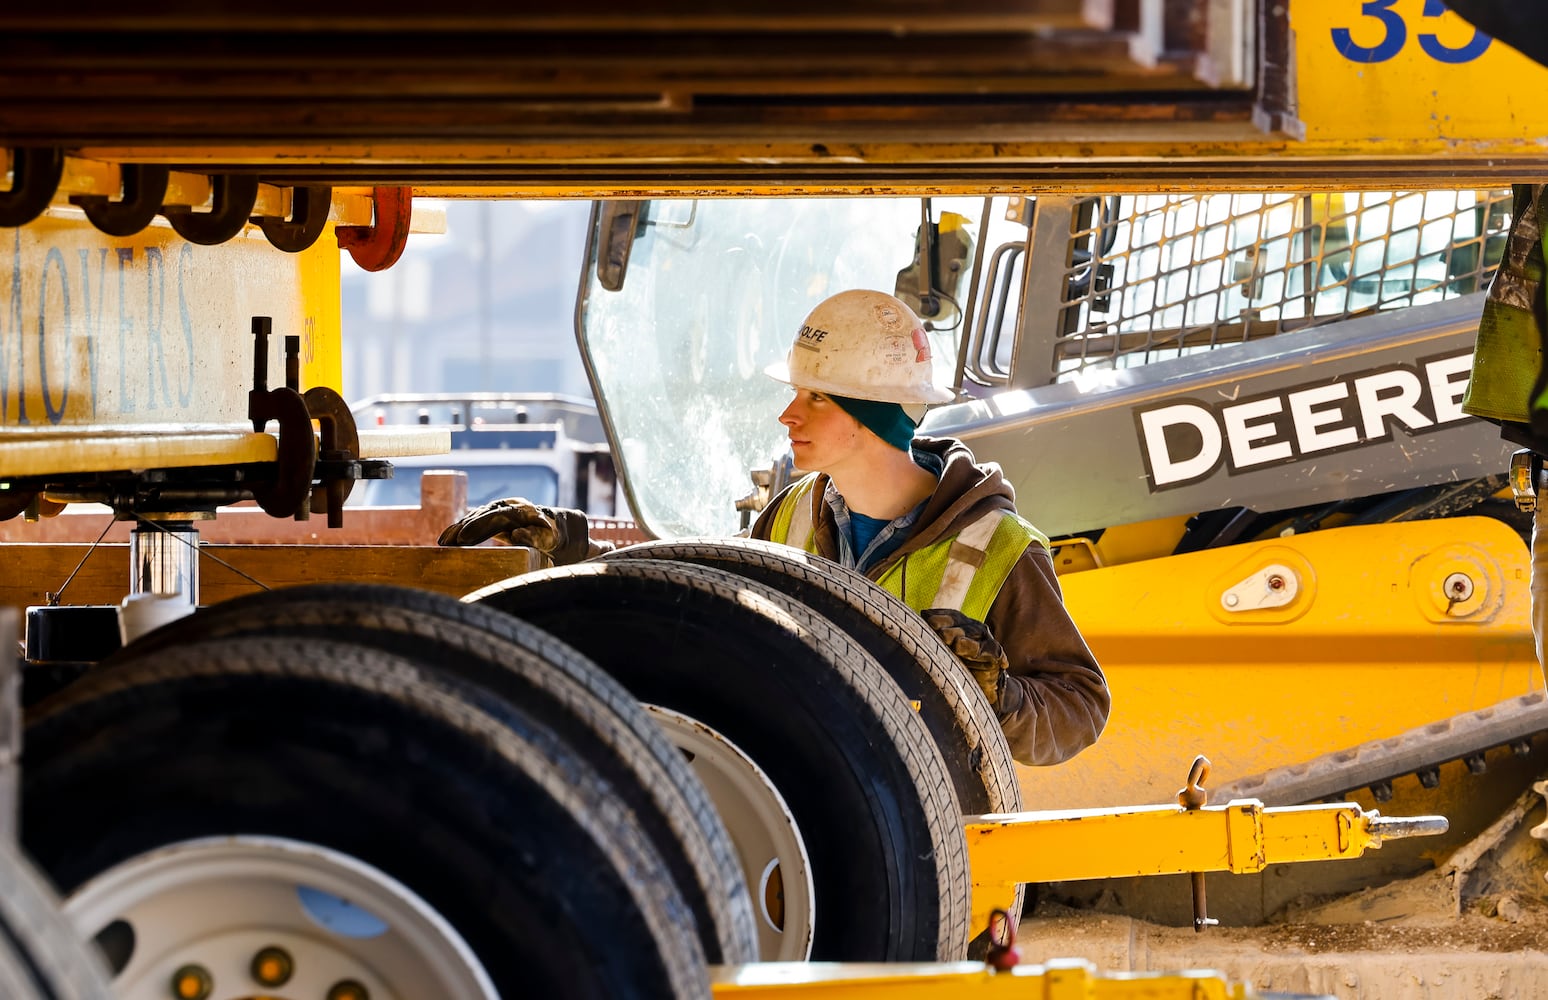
top-left (110, 582), bottom-right (758, 966)
top-left (0, 838), bottom-right (113, 1000)
top-left (599, 538), bottom-right (1027, 951)
top-left (467, 560), bottom-right (973, 961)
top-left (600, 538), bottom-right (1023, 815)
top-left (23, 635), bottom-right (709, 1000)
top-left (642, 702), bottom-right (815, 961)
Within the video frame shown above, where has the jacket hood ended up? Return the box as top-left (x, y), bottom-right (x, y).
top-left (887, 435), bottom-right (1018, 564)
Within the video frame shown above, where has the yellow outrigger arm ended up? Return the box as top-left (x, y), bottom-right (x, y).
top-left (955, 750), bottom-right (1447, 943)
top-left (964, 798), bottom-right (1446, 889)
top-left (713, 958), bottom-right (1262, 999)
top-left (715, 798), bottom-right (1443, 998)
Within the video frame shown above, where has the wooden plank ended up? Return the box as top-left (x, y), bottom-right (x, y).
top-left (1, 542), bottom-right (542, 647)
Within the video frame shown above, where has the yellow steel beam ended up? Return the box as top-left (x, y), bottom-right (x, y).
top-left (63, 147), bottom-right (1548, 198)
top-left (711, 958), bottom-right (1254, 999)
top-left (964, 800), bottom-right (1446, 889)
top-left (0, 426), bottom-right (451, 479)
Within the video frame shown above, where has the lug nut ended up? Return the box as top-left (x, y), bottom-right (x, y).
top-left (170, 964), bottom-right (213, 1000)
top-left (251, 945), bottom-right (293, 987)
top-left (329, 979), bottom-right (371, 1000)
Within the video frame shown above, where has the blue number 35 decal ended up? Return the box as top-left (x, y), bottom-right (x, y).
top-left (1332, 0), bottom-right (1492, 64)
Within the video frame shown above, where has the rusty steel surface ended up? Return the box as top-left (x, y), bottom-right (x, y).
top-left (5, 2), bottom-right (1545, 193)
top-left (0, 3), bottom-right (1544, 194)
top-left (0, 4), bottom-right (1541, 193)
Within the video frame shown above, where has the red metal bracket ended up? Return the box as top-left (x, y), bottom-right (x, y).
top-left (337, 186), bottom-right (413, 271)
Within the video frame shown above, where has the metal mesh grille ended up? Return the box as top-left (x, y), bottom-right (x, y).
top-left (1049, 189), bottom-right (1512, 380)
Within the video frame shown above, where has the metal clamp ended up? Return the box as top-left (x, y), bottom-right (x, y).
top-left (337, 186), bottom-right (412, 271)
top-left (247, 317), bottom-right (318, 519)
top-left (71, 163), bottom-right (171, 237)
top-left (983, 907), bottom-right (1020, 971)
top-left (1509, 449), bottom-right (1542, 513)
top-left (302, 386), bottom-right (363, 529)
top-left (1176, 756), bottom-right (1219, 933)
top-left (260, 185), bottom-right (333, 253)
top-left (165, 174), bottom-right (260, 245)
top-left (0, 147), bottom-right (64, 227)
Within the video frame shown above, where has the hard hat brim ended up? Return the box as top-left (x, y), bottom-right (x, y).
top-left (763, 360), bottom-right (957, 404)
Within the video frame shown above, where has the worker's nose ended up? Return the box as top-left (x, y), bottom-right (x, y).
top-left (779, 398), bottom-right (802, 427)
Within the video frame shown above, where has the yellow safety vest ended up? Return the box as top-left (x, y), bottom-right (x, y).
top-left (767, 473), bottom-right (1047, 621)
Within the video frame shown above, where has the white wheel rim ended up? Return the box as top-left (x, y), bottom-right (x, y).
top-left (64, 836), bottom-right (497, 1000)
top-left (645, 704), bottom-right (814, 961)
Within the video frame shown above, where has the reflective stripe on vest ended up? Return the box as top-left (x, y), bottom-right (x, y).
top-left (769, 473), bottom-right (822, 554)
top-left (767, 473), bottom-right (1045, 620)
top-left (875, 509), bottom-right (1042, 620)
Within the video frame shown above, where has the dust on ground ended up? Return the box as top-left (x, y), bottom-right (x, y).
top-left (1016, 779), bottom-right (1548, 997)
top-left (1019, 843), bottom-right (1548, 998)
top-left (1019, 900), bottom-right (1548, 999)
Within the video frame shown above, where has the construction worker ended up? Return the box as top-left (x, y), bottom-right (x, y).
top-left (440, 289), bottom-right (1110, 766)
top-left (1462, 184), bottom-right (1548, 664)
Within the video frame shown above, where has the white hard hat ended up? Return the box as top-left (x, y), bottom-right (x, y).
top-left (764, 289), bottom-right (955, 404)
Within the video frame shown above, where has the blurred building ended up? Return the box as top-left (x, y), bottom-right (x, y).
top-left (340, 200), bottom-right (595, 403)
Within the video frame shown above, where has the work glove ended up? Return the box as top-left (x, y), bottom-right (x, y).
top-left (921, 608), bottom-right (1010, 710)
top-left (437, 497), bottom-right (594, 566)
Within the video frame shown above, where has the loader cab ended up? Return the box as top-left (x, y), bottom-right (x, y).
top-left (576, 190), bottom-right (1517, 551)
top-left (573, 197), bottom-right (997, 538)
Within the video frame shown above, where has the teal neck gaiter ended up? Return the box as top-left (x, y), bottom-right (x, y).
top-left (829, 395), bottom-right (918, 452)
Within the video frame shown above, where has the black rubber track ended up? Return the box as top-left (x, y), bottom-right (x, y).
top-left (466, 559), bottom-right (973, 961)
top-left (23, 635), bottom-right (709, 1000)
top-left (104, 581), bottom-right (758, 966)
top-left (0, 838), bottom-right (114, 1000)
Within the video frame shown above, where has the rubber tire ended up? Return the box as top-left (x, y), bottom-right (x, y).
top-left (466, 559), bottom-right (973, 961)
top-left (106, 581), bottom-right (758, 966)
top-left (0, 838), bottom-right (114, 1000)
top-left (600, 538), bottom-right (1023, 815)
top-left (22, 635), bottom-right (709, 1000)
top-left (600, 538), bottom-right (1028, 948)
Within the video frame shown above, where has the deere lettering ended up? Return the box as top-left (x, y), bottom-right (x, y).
top-left (1134, 352), bottom-right (1474, 490)
top-left (0, 232), bottom-right (198, 425)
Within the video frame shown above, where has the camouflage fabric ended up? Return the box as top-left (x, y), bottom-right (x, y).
top-left (1463, 185), bottom-right (1548, 432)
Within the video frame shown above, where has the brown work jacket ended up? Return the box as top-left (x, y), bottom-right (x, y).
top-left (751, 435), bottom-right (1110, 767)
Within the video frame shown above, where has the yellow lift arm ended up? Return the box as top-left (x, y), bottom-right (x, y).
top-left (713, 959), bottom-right (1259, 999)
top-left (965, 798), bottom-right (1444, 889)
